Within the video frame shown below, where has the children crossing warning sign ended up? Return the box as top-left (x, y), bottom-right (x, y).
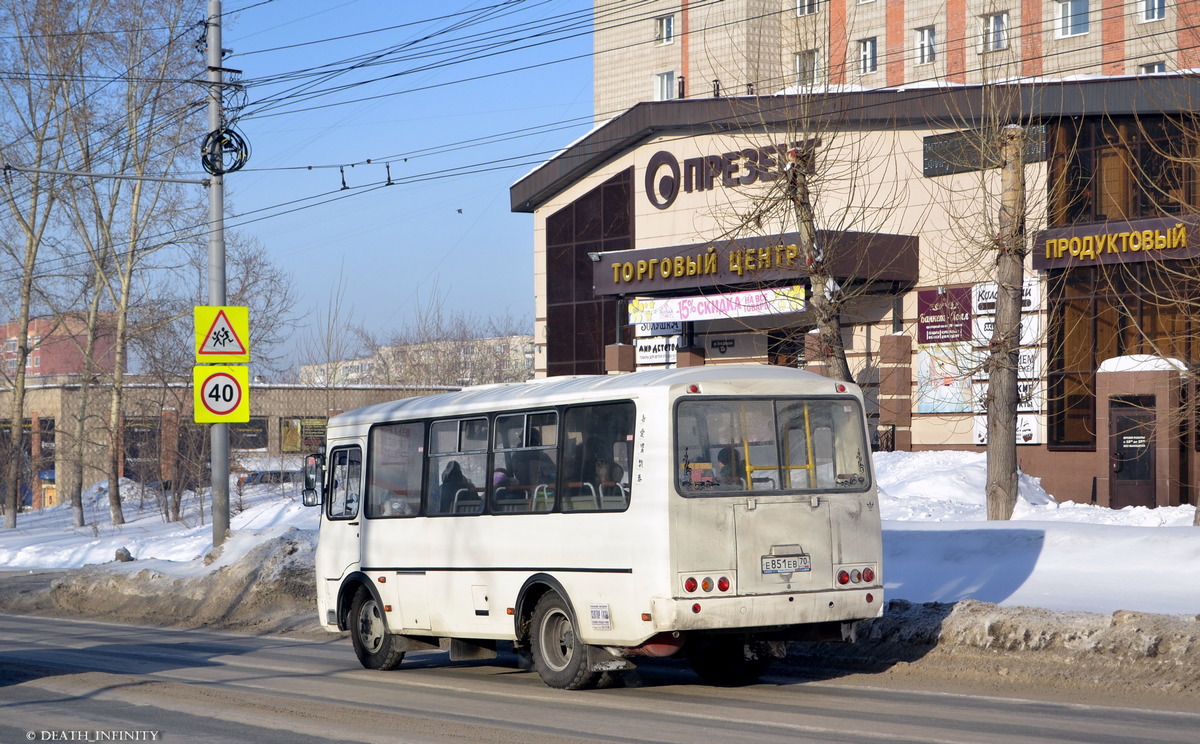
top-left (195, 306), bottom-right (249, 363)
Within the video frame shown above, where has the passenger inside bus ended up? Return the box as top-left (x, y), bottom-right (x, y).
top-left (433, 460), bottom-right (479, 514)
top-left (715, 446), bottom-right (746, 490)
top-left (508, 430), bottom-right (555, 489)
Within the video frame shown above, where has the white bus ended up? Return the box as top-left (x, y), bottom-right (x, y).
top-left (302, 365), bottom-right (883, 689)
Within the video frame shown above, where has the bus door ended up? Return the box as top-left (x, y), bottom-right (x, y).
top-left (315, 446), bottom-right (363, 622)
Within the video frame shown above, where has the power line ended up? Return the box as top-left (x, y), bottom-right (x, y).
top-left (5, 2), bottom-right (1200, 288)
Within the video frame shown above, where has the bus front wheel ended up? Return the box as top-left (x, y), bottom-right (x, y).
top-left (349, 588), bottom-right (405, 670)
top-left (530, 592), bottom-right (599, 690)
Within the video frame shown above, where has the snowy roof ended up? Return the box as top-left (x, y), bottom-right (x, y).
top-left (1097, 355), bottom-right (1187, 373)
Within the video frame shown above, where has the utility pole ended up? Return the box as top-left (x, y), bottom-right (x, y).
top-left (206, 0), bottom-right (229, 546)
top-left (985, 125), bottom-right (1026, 521)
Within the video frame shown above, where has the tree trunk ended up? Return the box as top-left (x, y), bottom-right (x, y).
top-left (786, 146), bottom-right (852, 382)
top-left (4, 234), bottom-right (41, 529)
top-left (67, 286), bottom-right (105, 528)
top-left (985, 126), bottom-right (1027, 521)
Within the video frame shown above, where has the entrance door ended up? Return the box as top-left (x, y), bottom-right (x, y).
top-left (1109, 396), bottom-right (1155, 509)
top-left (314, 446), bottom-right (363, 624)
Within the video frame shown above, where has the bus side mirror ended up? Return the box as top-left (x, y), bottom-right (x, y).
top-left (301, 453), bottom-right (324, 507)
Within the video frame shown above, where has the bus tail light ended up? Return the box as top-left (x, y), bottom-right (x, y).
top-left (684, 577), bottom-right (698, 592)
top-left (691, 603), bottom-right (702, 614)
top-left (717, 576), bottom-right (730, 592)
top-left (700, 577), bottom-right (714, 592)
top-left (686, 384), bottom-right (701, 394)
top-left (837, 566), bottom-right (876, 586)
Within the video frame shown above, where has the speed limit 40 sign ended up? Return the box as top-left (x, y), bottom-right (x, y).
top-left (193, 365), bottom-right (250, 423)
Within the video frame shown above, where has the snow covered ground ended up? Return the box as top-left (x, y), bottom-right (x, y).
top-left (1, 451), bottom-right (1198, 617)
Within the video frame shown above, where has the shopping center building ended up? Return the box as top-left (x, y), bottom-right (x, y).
top-left (511, 76), bottom-right (1200, 509)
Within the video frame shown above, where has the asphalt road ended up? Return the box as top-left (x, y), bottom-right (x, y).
top-left (1, 613), bottom-right (1196, 744)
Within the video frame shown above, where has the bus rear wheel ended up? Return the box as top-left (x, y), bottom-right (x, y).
top-left (349, 588), bottom-right (405, 670)
top-left (687, 637), bottom-right (772, 685)
top-left (530, 592), bottom-right (600, 690)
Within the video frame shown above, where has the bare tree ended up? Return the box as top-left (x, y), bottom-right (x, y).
top-left (0, 0), bottom-right (98, 527)
top-left (52, 0), bottom-right (205, 525)
top-left (131, 237), bottom-right (300, 383)
top-left (352, 288), bottom-right (531, 388)
top-left (297, 268), bottom-right (362, 409)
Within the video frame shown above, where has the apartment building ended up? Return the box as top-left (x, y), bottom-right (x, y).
top-left (1, 314), bottom-right (118, 379)
top-left (593, 0), bottom-right (1199, 119)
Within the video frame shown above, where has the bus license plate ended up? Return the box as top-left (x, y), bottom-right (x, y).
top-left (761, 554), bottom-right (810, 574)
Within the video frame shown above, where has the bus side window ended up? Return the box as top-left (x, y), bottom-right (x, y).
top-left (327, 447), bottom-right (361, 520)
top-left (562, 402), bottom-right (634, 512)
top-left (367, 422), bottom-right (424, 517)
top-left (427, 418), bottom-right (488, 515)
top-left (494, 412), bottom-right (557, 513)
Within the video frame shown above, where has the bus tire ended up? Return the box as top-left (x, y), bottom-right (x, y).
top-left (349, 588), bottom-right (405, 671)
top-left (530, 592), bottom-right (599, 690)
top-left (687, 637), bottom-right (772, 686)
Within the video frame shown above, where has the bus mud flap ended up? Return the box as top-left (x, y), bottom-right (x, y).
top-left (395, 635), bottom-right (441, 653)
top-left (587, 645), bottom-right (636, 672)
top-left (449, 638), bottom-right (499, 661)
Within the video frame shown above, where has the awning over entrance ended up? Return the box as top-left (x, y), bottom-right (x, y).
top-left (591, 230), bottom-right (918, 296)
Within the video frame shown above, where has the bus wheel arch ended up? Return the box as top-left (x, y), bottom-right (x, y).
top-left (336, 572), bottom-right (377, 631)
top-left (513, 573), bottom-right (571, 643)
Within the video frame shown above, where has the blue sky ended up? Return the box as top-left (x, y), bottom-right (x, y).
top-left (218, 1), bottom-right (593, 355)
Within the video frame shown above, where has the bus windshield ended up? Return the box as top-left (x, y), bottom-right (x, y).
top-left (675, 397), bottom-right (869, 494)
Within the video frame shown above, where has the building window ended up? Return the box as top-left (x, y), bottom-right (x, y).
top-left (654, 15), bottom-right (674, 45)
top-left (5, 359), bottom-right (14, 373)
top-left (1142, 0), bottom-right (1165, 22)
top-left (4, 338), bottom-right (14, 353)
top-left (916, 26), bottom-right (936, 65)
top-left (1048, 116), bottom-right (1200, 228)
top-left (796, 49), bottom-right (818, 85)
top-left (1048, 264), bottom-right (1200, 449)
top-left (858, 38), bottom-right (878, 75)
top-left (797, 0), bottom-right (819, 16)
top-left (655, 71), bottom-right (676, 101)
top-left (1056, 0), bottom-right (1089, 37)
top-left (981, 12), bottom-right (1009, 52)
top-left (1140, 61), bottom-right (1166, 74)
top-left (544, 169), bottom-right (633, 377)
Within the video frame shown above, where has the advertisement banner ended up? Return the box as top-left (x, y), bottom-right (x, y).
top-left (973, 414), bottom-right (1042, 445)
top-left (635, 335), bottom-right (679, 365)
top-left (627, 286), bottom-right (805, 324)
top-left (915, 344), bottom-right (974, 413)
top-left (917, 287), bottom-right (972, 344)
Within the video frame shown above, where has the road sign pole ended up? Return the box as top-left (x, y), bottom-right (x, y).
top-left (207, 0), bottom-right (229, 547)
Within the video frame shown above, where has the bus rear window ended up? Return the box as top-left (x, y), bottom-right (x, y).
top-left (675, 398), bottom-right (869, 494)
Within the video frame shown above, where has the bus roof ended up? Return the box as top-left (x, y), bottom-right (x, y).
top-left (327, 365), bottom-right (848, 429)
